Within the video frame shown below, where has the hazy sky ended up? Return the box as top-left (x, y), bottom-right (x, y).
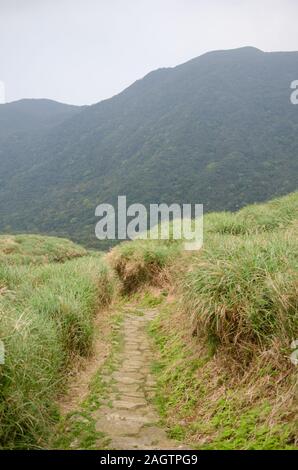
top-left (1, 0), bottom-right (298, 105)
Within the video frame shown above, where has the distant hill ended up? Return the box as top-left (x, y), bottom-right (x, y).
top-left (0, 99), bottom-right (83, 191)
top-left (0, 99), bottom-right (82, 141)
top-left (0, 47), bottom-right (297, 247)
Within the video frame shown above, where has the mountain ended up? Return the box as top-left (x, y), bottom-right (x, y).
top-left (0, 47), bottom-right (297, 247)
top-left (0, 99), bottom-right (83, 191)
top-left (0, 99), bottom-right (82, 141)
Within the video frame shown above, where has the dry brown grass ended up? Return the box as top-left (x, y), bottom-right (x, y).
top-left (107, 240), bottom-right (179, 293)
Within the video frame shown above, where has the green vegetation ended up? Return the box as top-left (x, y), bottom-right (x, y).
top-left (184, 192), bottom-right (298, 358)
top-left (113, 192), bottom-right (298, 449)
top-left (0, 192), bottom-right (297, 450)
top-left (149, 302), bottom-right (297, 449)
top-left (109, 239), bottom-right (180, 293)
top-left (1, 48), bottom-right (298, 248)
top-left (205, 191), bottom-right (298, 235)
top-left (0, 235), bottom-right (117, 449)
top-left (0, 234), bottom-right (87, 265)
top-left (53, 312), bottom-right (124, 450)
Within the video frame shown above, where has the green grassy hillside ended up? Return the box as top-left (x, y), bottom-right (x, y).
top-left (0, 234), bottom-right (87, 264)
top-left (0, 235), bottom-right (117, 449)
top-left (1, 193), bottom-right (296, 449)
top-left (110, 192), bottom-right (298, 449)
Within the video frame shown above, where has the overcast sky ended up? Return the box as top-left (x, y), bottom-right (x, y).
top-left (0, 0), bottom-right (297, 105)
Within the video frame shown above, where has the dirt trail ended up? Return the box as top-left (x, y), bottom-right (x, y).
top-left (93, 306), bottom-right (186, 450)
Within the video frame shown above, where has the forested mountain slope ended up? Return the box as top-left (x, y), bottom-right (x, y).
top-left (0, 47), bottom-right (297, 247)
top-left (0, 99), bottom-right (81, 141)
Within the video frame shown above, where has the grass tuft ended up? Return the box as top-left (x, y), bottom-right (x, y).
top-left (0, 237), bottom-right (117, 449)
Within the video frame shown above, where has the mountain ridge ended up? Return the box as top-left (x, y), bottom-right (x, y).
top-left (0, 47), bottom-right (297, 247)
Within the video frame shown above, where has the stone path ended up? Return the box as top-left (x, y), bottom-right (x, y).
top-left (94, 307), bottom-right (186, 450)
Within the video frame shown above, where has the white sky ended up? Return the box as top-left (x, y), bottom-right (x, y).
top-left (0, 0), bottom-right (298, 105)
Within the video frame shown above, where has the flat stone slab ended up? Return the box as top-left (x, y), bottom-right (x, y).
top-left (96, 415), bottom-right (144, 436)
top-left (113, 398), bottom-right (147, 410)
top-left (111, 373), bottom-right (143, 385)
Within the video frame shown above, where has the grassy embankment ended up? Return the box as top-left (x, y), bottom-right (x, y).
top-left (0, 235), bottom-right (117, 449)
top-left (109, 192), bottom-right (298, 449)
top-left (1, 193), bottom-right (297, 450)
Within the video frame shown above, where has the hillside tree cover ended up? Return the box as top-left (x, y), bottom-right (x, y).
top-left (0, 47), bottom-right (297, 247)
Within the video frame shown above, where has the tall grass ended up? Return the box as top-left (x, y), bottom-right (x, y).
top-left (0, 234), bottom-right (88, 265)
top-left (110, 192), bottom-right (298, 361)
top-left (204, 191), bottom-right (298, 235)
top-left (182, 225), bottom-right (297, 359)
top-left (137, 192), bottom-right (298, 449)
top-left (178, 193), bottom-right (298, 358)
top-left (108, 239), bottom-right (181, 293)
top-left (0, 237), bottom-right (117, 449)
